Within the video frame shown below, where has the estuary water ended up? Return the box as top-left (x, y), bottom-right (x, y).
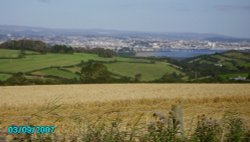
top-left (135, 49), bottom-right (227, 58)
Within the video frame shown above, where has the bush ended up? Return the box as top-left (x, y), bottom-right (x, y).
top-left (76, 48), bottom-right (116, 58)
top-left (191, 115), bottom-right (221, 142)
top-left (157, 72), bottom-right (183, 83)
top-left (50, 45), bottom-right (73, 54)
top-left (143, 105), bottom-right (184, 142)
top-left (5, 73), bottom-right (29, 85)
top-left (2, 106), bottom-right (249, 141)
top-left (0, 40), bottom-right (47, 53)
top-left (80, 61), bottom-right (112, 83)
top-left (223, 112), bottom-right (246, 142)
top-left (134, 74), bottom-right (142, 82)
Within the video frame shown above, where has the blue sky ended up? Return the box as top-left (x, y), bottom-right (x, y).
top-left (0, 0), bottom-right (250, 38)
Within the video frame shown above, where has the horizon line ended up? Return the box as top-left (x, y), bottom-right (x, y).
top-left (1, 24), bottom-right (250, 39)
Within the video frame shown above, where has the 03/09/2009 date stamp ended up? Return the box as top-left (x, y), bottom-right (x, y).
top-left (7, 126), bottom-right (55, 134)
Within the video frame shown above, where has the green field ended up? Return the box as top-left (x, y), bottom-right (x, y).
top-left (0, 49), bottom-right (39, 58)
top-left (32, 68), bottom-right (80, 80)
top-left (220, 73), bottom-right (249, 79)
top-left (0, 53), bottom-right (97, 73)
top-left (64, 66), bottom-right (81, 73)
top-left (0, 49), bottom-right (180, 81)
top-left (64, 62), bottom-right (181, 81)
top-left (0, 49), bottom-right (21, 58)
top-left (0, 73), bottom-right (11, 81)
top-left (105, 62), bottom-right (180, 81)
top-left (213, 53), bottom-right (250, 66)
top-left (0, 49), bottom-right (152, 73)
top-left (223, 51), bottom-right (250, 60)
top-left (0, 52), bottom-right (120, 73)
top-left (1, 48), bottom-right (249, 83)
top-left (190, 53), bottom-right (250, 70)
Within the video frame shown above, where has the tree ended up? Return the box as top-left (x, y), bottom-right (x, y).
top-left (74, 48), bottom-right (116, 58)
top-left (51, 45), bottom-right (73, 54)
top-left (93, 48), bottom-right (116, 58)
top-left (80, 61), bottom-right (111, 83)
top-left (0, 40), bottom-right (47, 53)
top-left (5, 72), bottom-right (29, 85)
top-left (247, 74), bottom-right (250, 80)
top-left (160, 72), bottom-right (182, 83)
top-left (18, 49), bottom-right (26, 58)
top-left (134, 73), bottom-right (142, 82)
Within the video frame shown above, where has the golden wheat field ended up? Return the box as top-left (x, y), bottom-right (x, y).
top-left (0, 84), bottom-right (250, 138)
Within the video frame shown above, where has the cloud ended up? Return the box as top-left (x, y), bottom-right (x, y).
top-left (215, 5), bottom-right (250, 11)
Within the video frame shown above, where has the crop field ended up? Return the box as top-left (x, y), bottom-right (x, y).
top-left (0, 84), bottom-right (249, 140)
top-left (0, 49), bottom-right (250, 140)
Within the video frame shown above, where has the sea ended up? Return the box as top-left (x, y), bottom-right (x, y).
top-left (135, 49), bottom-right (227, 59)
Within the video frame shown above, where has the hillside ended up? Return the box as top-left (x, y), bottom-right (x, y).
top-left (181, 50), bottom-right (250, 82)
top-left (0, 40), bottom-right (250, 85)
top-left (0, 48), bottom-right (181, 84)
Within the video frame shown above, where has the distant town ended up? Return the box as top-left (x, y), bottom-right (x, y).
top-left (1, 25), bottom-right (250, 52)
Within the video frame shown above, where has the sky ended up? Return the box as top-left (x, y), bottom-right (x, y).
top-left (0, 0), bottom-right (250, 38)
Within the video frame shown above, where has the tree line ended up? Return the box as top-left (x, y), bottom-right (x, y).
top-left (0, 40), bottom-right (117, 57)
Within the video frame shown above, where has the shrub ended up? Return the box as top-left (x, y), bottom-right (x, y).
top-left (191, 115), bottom-right (221, 142)
top-left (223, 112), bottom-right (246, 142)
top-left (143, 105), bottom-right (184, 142)
top-left (80, 61), bottom-right (112, 83)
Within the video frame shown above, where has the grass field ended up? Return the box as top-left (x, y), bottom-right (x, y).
top-left (0, 84), bottom-right (249, 139)
top-left (1, 49), bottom-right (249, 83)
top-left (0, 49), bottom-right (39, 58)
top-left (223, 51), bottom-right (250, 60)
top-left (189, 52), bottom-right (250, 71)
top-left (0, 49), bottom-right (180, 81)
top-left (105, 62), bottom-right (180, 81)
top-left (216, 54), bottom-right (250, 68)
top-left (0, 73), bottom-right (11, 81)
top-left (0, 53), bottom-right (104, 73)
top-left (0, 49), bottom-right (21, 58)
top-left (220, 73), bottom-right (249, 79)
top-left (32, 68), bottom-right (80, 80)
